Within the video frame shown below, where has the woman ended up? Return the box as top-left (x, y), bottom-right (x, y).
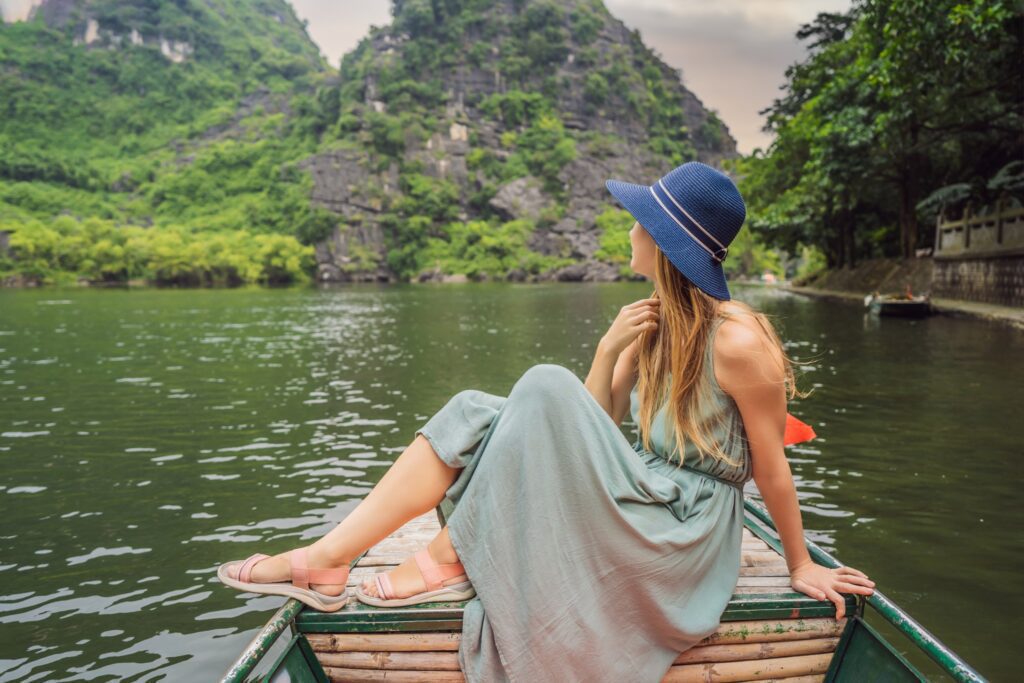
top-left (218, 161), bottom-right (875, 682)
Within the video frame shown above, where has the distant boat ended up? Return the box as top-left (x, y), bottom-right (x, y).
top-left (864, 292), bottom-right (932, 318)
top-left (220, 499), bottom-right (985, 683)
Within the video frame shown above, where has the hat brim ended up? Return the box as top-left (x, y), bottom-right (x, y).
top-left (605, 178), bottom-right (731, 300)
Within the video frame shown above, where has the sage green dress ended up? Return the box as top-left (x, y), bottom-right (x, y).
top-left (416, 316), bottom-right (751, 682)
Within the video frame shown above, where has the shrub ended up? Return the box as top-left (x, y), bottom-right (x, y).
top-left (583, 73), bottom-right (609, 106)
top-left (592, 206), bottom-right (633, 265)
top-left (3, 215), bottom-right (313, 285)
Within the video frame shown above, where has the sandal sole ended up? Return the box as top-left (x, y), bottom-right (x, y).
top-left (217, 561), bottom-right (350, 612)
top-left (353, 580), bottom-right (476, 608)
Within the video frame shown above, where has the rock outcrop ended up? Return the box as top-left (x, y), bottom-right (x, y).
top-left (302, 0), bottom-right (740, 283)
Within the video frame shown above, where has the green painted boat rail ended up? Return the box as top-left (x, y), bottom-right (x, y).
top-left (221, 598), bottom-right (304, 683)
top-left (742, 497), bottom-right (986, 683)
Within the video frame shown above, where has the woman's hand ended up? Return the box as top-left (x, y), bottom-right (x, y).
top-left (599, 297), bottom-right (660, 356)
top-left (789, 560), bottom-right (875, 619)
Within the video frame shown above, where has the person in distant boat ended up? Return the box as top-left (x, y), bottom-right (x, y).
top-left (218, 162), bottom-right (874, 682)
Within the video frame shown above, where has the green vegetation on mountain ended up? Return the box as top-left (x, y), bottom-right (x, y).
top-left (0, 0), bottom-right (750, 286)
top-left (0, 0), bottom-right (334, 284)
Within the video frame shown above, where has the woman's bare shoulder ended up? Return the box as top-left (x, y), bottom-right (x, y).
top-left (715, 303), bottom-right (766, 355)
top-left (712, 303), bottom-right (784, 384)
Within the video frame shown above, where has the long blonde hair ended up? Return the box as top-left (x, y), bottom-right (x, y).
top-left (634, 249), bottom-right (810, 468)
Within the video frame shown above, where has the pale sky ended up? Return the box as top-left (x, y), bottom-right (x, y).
top-left (291, 0), bottom-right (852, 155)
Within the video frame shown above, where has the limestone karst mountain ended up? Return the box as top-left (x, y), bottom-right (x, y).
top-left (0, 0), bottom-right (739, 285)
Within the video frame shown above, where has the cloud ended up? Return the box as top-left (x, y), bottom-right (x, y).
top-left (605, 0), bottom-right (851, 153)
top-left (290, 0), bottom-right (392, 69)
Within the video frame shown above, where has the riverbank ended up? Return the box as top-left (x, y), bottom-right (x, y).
top-left (783, 284), bottom-right (1024, 329)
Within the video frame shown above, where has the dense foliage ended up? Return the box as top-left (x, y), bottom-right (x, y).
top-left (0, 0), bottom-right (752, 287)
top-left (734, 0), bottom-right (1023, 269)
top-left (3, 215), bottom-right (313, 286)
top-left (0, 0), bottom-right (335, 285)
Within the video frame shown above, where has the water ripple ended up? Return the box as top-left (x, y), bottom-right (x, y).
top-left (0, 284), bottom-right (1018, 680)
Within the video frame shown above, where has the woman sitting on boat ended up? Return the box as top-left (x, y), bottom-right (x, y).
top-left (218, 161), bottom-right (875, 682)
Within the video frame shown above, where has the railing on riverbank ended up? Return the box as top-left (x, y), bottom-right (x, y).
top-left (934, 199), bottom-right (1024, 259)
top-left (932, 199), bottom-right (1024, 307)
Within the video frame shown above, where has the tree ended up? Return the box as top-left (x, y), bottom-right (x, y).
top-left (742, 0), bottom-right (1022, 265)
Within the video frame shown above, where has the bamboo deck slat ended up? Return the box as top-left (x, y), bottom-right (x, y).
top-left (311, 637), bottom-right (840, 670)
top-left (305, 619), bottom-right (845, 654)
top-left (310, 512), bottom-right (841, 682)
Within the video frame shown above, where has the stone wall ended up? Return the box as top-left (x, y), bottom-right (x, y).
top-left (931, 201), bottom-right (1024, 306)
top-left (932, 255), bottom-right (1024, 307)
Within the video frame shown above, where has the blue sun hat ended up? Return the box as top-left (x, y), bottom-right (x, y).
top-left (605, 161), bottom-right (746, 301)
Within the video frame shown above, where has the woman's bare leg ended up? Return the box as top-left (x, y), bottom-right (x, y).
top-left (231, 434), bottom-right (460, 594)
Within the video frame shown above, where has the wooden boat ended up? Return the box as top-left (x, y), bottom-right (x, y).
top-left (864, 292), bottom-right (932, 318)
top-left (220, 498), bottom-right (984, 682)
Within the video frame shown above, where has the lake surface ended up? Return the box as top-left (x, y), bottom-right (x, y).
top-left (0, 283), bottom-right (1020, 681)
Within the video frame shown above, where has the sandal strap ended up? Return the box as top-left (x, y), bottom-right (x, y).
top-left (289, 547), bottom-right (350, 590)
top-left (238, 553), bottom-right (270, 583)
top-left (306, 564), bottom-right (351, 585)
top-left (290, 548), bottom-right (310, 590)
top-left (376, 572), bottom-right (395, 600)
top-left (414, 548), bottom-right (466, 592)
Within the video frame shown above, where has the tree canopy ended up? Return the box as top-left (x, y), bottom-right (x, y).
top-left (734, 0), bottom-right (1023, 269)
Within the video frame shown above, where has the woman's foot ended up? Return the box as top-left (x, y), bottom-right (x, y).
top-left (222, 544), bottom-right (348, 596)
top-left (360, 527), bottom-right (463, 599)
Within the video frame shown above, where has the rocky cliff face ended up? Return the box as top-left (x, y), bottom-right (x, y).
top-left (1, 0), bottom-right (161, 49)
top-left (0, 0), bottom-right (321, 68)
top-left (0, 0), bottom-right (738, 286)
top-left (302, 0), bottom-right (739, 283)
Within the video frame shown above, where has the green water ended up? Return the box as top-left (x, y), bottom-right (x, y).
top-left (0, 284), bottom-right (1019, 681)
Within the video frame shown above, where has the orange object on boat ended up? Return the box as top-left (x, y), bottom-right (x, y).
top-left (784, 413), bottom-right (816, 446)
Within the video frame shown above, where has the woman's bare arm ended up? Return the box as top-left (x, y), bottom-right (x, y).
top-left (715, 321), bottom-right (811, 567)
top-left (715, 318), bottom-right (874, 619)
top-left (584, 340), bottom-right (618, 417)
top-left (608, 339), bottom-right (639, 425)
top-left (585, 297), bottom-right (657, 424)
top-left (583, 338), bottom-right (638, 426)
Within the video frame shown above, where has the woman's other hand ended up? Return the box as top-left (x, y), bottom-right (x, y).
top-left (789, 561), bottom-right (875, 619)
top-left (600, 297), bottom-right (660, 356)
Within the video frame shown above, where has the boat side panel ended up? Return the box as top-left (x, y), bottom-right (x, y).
top-left (826, 617), bottom-right (926, 682)
top-left (262, 634), bottom-right (329, 683)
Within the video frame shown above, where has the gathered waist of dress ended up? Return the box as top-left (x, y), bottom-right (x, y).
top-left (631, 438), bottom-right (745, 492)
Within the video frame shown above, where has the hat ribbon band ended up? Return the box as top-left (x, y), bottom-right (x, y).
top-left (657, 179), bottom-right (727, 251)
top-left (648, 185), bottom-right (729, 263)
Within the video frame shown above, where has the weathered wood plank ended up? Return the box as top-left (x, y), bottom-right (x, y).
top-left (661, 653), bottom-right (832, 682)
top-left (673, 638), bottom-right (839, 664)
top-left (318, 651), bottom-right (460, 671)
top-left (306, 619), bottom-right (846, 654)
top-left (323, 667), bottom-right (464, 682)
top-left (319, 656), bottom-right (832, 681)
top-left (741, 551), bottom-right (789, 566)
top-left (312, 637), bottom-right (838, 672)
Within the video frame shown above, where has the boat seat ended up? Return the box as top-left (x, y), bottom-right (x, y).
top-left (297, 510), bottom-right (852, 682)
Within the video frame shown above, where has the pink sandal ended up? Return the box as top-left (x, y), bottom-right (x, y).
top-left (217, 547), bottom-right (350, 612)
top-left (354, 547), bottom-right (476, 607)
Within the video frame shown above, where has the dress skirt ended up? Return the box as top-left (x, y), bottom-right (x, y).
top-left (413, 363), bottom-right (746, 683)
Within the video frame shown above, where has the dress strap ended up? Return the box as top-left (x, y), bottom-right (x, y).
top-left (631, 439), bottom-right (744, 492)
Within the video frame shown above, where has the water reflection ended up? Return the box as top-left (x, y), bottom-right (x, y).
top-left (0, 283), bottom-right (1019, 680)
